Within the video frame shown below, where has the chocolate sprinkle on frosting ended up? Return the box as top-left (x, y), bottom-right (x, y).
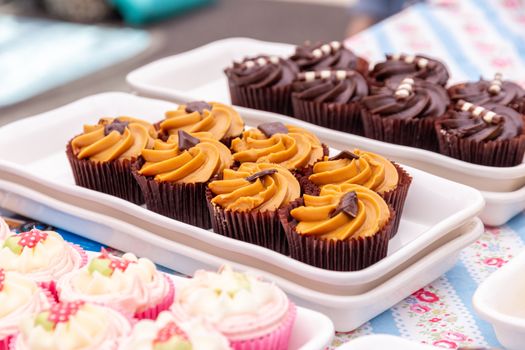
top-left (329, 150), bottom-right (360, 161)
top-left (331, 191), bottom-right (359, 218)
top-left (185, 101), bottom-right (212, 114)
top-left (104, 119), bottom-right (129, 136)
top-left (177, 130), bottom-right (200, 151)
top-left (257, 122), bottom-right (289, 137)
top-left (245, 169), bottom-right (278, 182)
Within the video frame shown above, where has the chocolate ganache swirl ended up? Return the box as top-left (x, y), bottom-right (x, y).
top-left (370, 53), bottom-right (450, 86)
top-left (448, 73), bottom-right (525, 107)
top-left (361, 77), bottom-right (449, 120)
top-left (224, 55), bottom-right (298, 88)
top-left (292, 70), bottom-right (368, 103)
top-left (289, 41), bottom-right (368, 73)
top-left (439, 101), bottom-right (524, 142)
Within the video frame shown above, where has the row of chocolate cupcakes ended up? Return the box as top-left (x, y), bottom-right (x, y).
top-left (224, 41), bottom-right (525, 167)
top-left (66, 101), bottom-right (412, 271)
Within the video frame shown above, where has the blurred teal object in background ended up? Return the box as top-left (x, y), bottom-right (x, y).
top-left (111, 0), bottom-right (215, 25)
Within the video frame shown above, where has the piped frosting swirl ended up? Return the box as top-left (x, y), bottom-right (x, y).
top-left (160, 101), bottom-right (244, 142)
top-left (290, 184), bottom-right (390, 241)
top-left (289, 41), bottom-right (368, 73)
top-left (208, 163), bottom-right (300, 212)
top-left (224, 55), bottom-right (298, 88)
top-left (231, 122), bottom-right (324, 170)
top-left (71, 117), bottom-right (156, 162)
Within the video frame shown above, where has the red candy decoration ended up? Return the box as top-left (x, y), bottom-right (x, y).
top-left (154, 321), bottom-right (188, 344)
top-left (99, 248), bottom-right (133, 273)
top-left (48, 301), bottom-right (85, 325)
top-left (18, 229), bottom-right (48, 249)
top-left (0, 269), bottom-right (5, 292)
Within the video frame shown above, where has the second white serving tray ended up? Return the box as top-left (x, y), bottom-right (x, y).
top-left (127, 37), bottom-right (525, 225)
top-left (0, 92), bottom-right (484, 295)
top-left (0, 181), bottom-right (482, 331)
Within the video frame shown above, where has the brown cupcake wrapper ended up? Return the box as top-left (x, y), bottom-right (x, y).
top-left (279, 198), bottom-right (395, 271)
top-left (291, 96), bottom-right (364, 136)
top-left (66, 142), bottom-right (144, 205)
top-left (380, 162), bottom-right (412, 238)
top-left (205, 188), bottom-right (290, 255)
top-left (435, 123), bottom-right (525, 167)
top-left (132, 161), bottom-right (212, 229)
top-left (228, 82), bottom-right (293, 116)
top-left (361, 109), bottom-right (441, 152)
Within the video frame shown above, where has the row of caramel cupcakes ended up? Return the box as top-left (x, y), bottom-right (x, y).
top-left (66, 100), bottom-right (411, 271)
top-left (0, 220), bottom-right (297, 350)
top-left (225, 41), bottom-right (525, 167)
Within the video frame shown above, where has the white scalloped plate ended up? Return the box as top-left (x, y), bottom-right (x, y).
top-left (126, 37), bottom-right (525, 226)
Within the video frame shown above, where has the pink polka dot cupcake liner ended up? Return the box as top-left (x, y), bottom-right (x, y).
top-left (230, 303), bottom-right (297, 350)
top-left (134, 274), bottom-right (175, 320)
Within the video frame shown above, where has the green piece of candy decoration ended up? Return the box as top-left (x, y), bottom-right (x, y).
top-left (3, 236), bottom-right (22, 255)
top-left (154, 338), bottom-right (192, 350)
top-left (34, 312), bottom-right (54, 332)
top-left (87, 258), bottom-right (113, 277)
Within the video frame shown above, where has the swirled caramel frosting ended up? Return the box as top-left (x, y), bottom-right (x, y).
top-left (231, 122), bottom-right (324, 170)
top-left (139, 131), bottom-right (233, 184)
top-left (309, 149), bottom-right (398, 194)
top-left (292, 70), bottom-right (369, 103)
top-left (71, 117), bottom-right (156, 162)
top-left (208, 162), bottom-right (300, 212)
top-left (448, 73), bottom-right (525, 108)
top-left (438, 100), bottom-right (524, 142)
top-left (289, 41), bottom-right (368, 74)
top-left (159, 101), bottom-right (244, 141)
top-left (290, 184), bottom-right (390, 240)
top-left (224, 55), bottom-right (298, 88)
top-left (361, 77), bottom-right (449, 120)
top-left (370, 53), bottom-right (449, 86)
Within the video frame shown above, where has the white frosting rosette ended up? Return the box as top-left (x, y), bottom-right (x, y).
top-left (0, 270), bottom-right (52, 342)
top-left (13, 301), bottom-right (132, 350)
top-left (171, 266), bottom-right (294, 344)
top-left (57, 251), bottom-right (173, 318)
top-left (119, 311), bottom-right (231, 350)
top-left (0, 230), bottom-right (86, 284)
top-left (0, 218), bottom-right (10, 242)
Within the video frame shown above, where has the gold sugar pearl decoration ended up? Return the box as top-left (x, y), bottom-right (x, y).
top-left (394, 77), bottom-right (415, 98)
top-left (488, 72), bottom-right (503, 95)
top-left (457, 99), bottom-right (502, 124)
top-left (390, 53), bottom-right (429, 69)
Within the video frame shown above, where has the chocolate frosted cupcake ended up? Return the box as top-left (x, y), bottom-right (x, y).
top-left (291, 70), bottom-right (369, 135)
top-left (370, 53), bottom-right (449, 86)
top-left (66, 117), bottom-right (157, 204)
top-left (307, 149), bottom-right (411, 237)
top-left (158, 101), bottom-right (244, 146)
top-left (231, 121), bottom-right (327, 173)
top-left (361, 77), bottom-right (449, 151)
top-left (448, 73), bottom-right (525, 114)
top-left (289, 40), bottom-right (369, 76)
top-left (436, 100), bottom-right (525, 167)
top-left (133, 130), bottom-right (233, 229)
top-left (206, 163), bottom-right (301, 254)
top-left (224, 55), bottom-right (298, 115)
top-left (279, 184), bottom-right (394, 271)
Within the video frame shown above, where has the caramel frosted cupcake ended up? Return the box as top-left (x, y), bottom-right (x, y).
top-left (369, 53), bottom-right (449, 86)
top-left (289, 40), bottom-right (369, 76)
top-left (206, 163), bottom-right (301, 254)
top-left (436, 100), bottom-right (525, 167)
top-left (308, 149), bottom-right (411, 237)
top-left (279, 184), bottom-right (394, 271)
top-left (158, 101), bottom-right (244, 146)
top-left (66, 117), bottom-right (157, 204)
top-left (224, 55), bottom-right (299, 115)
top-left (133, 130), bottom-right (233, 229)
top-left (231, 121), bottom-right (327, 172)
top-left (448, 73), bottom-right (525, 114)
top-left (361, 77), bottom-right (449, 151)
top-left (291, 70), bottom-right (369, 135)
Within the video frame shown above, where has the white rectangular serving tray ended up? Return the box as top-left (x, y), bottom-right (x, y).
top-left (127, 37), bottom-right (525, 226)
top-left (0, 92), bottom-right (484, 295)
top-left (0, 181), bottom-right (483, 331)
